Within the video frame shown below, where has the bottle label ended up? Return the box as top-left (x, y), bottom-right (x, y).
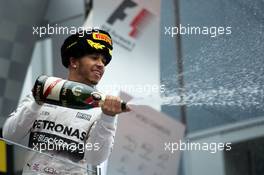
top-left (43, 77), bottom-right (66, 101)
top-left (71, 85), bottom-right (84, 97)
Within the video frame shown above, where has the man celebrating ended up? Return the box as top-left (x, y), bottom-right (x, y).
top-left (3, 29), bottom-right (129, 174)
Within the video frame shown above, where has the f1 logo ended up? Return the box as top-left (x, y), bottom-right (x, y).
top-left (107, 0), bottom-right (153, 38)
top-left (107, 0), bottom-right (137, 25)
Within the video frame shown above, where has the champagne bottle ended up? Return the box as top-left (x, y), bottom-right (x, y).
top-left (32, 75), bottom-right (127, 110)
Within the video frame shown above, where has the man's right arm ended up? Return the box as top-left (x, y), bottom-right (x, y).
top-left (2, 94), bottom-right (42, 143)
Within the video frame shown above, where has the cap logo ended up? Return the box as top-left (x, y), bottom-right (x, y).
top-left (87, 39), bottom-right (105, 50)
top-left (67, 41), bottom-right (77, 49)
top-left (93, 33), bottom-right (112, 45)
top-left (108, 48), bottom-right (112, 56)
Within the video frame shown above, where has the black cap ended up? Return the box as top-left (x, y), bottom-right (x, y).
top-left (61, 29), bottom-right (113, 68)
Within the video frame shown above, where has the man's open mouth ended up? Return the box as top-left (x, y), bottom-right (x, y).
top-left (92, 70), bottom-right (103, 77)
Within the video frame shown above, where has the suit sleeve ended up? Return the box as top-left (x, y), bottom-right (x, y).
top-left (2, 94), bottom-right (42, 143)
top-left (84, 113), bottom-right (118, 165)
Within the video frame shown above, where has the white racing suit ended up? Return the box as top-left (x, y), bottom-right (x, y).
top-left (3, 94), bottom-right (118, 174)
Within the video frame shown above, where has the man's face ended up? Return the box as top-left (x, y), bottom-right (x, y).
top-left (75, 53), bottom-right (106, 85)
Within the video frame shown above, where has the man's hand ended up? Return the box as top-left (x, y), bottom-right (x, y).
top-left (31, 88), bottom-right (44, 105)
top-left (101, 95), bottom-right (131, 116)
